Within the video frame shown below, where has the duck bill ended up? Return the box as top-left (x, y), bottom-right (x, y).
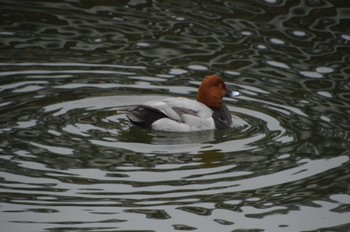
top-left (225, 89), bottom-right (240, 98)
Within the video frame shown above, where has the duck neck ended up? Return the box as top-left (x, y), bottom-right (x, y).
top-left (197, 92), bottom-right (222, 109)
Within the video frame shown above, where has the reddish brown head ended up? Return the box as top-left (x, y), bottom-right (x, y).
top-left (197, 75), bottom-right (228, 109)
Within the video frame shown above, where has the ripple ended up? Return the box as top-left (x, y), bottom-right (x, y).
top-left (299, 71), bottom-right (323, 78)
top-left (316, 66), bottom-right (334, 74)
top-left (1, 1), bottom-right (350, 231)
top-left (187, 64), bottom-right (208, 71)
top-left (36, 86), bottom-right (297, 155)
top-left (268, 37), bottom-right (286, 45)
top-left (265, 60), bottom-right (291, 69)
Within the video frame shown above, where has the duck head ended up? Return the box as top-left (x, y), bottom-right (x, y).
top-left (197, 75), bottom-right (238, 109)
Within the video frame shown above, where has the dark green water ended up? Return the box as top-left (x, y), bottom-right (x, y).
top-left (1, 0), bottom-right (350, 231)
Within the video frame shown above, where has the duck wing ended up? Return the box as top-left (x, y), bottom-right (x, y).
top-left (143, 97), bottom-right (213, 121)
top-left (127, 97), bottom-right (214, 131)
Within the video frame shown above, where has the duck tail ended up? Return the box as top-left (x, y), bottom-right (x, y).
top-left (126, 106), bottom-right (167, 129)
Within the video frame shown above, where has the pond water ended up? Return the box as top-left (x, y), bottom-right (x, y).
top-left (1, 0), bottom-right (350, 231)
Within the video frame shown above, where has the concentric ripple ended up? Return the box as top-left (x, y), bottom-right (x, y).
top-left (1, 0), bottom-right (350, 231)
top-left (1, 62), bottom-right (350, 231)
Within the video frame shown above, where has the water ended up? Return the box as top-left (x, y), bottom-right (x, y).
top-left (1, 0), bottom-right (350, 231)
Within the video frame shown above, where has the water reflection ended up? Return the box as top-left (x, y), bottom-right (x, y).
top-left (1, 61), bottom-right (349, 231)
top-left (1, 0), bottom-right (350, 231)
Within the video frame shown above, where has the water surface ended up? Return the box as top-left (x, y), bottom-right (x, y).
top-left (1, 0), bottom-right (350, 231)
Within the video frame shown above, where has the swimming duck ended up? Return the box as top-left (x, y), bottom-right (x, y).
top-left (127, 75), bottom-right (238, 132)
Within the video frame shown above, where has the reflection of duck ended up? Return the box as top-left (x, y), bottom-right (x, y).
top-left (127, 75), bottom-right (239, 132)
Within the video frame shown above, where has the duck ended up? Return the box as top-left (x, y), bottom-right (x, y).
top-left (126, 75), bottom-right (238, 132)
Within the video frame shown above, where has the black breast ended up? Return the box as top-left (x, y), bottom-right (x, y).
top-left (212, 104), bottom-right (232, 129)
